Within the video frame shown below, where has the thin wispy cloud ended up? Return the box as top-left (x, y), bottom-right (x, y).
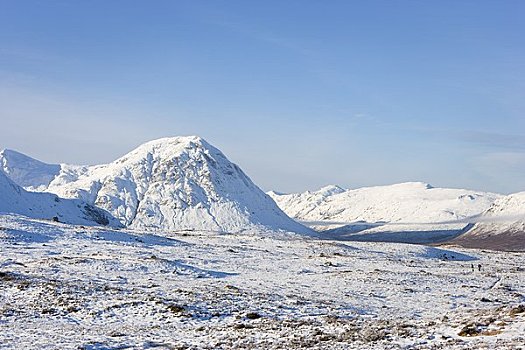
top-left (476, 151), bottom-right (525, 170)
top-left (459, 131), bottom-right (525, 150)
top-left (394, 125), bottom-right (525, 151)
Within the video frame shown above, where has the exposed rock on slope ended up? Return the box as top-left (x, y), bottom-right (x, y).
top-left (451, 192), bottom-right (525, 251)
top-left (0, 171), bottom-right (118, 226)
top-left (1, 137), bottom-right (311, 234)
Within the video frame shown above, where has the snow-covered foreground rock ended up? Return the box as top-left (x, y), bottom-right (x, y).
top-left (0, 171), bottom-right (119, 227)
top-left (1, 137), bottom-right (311, 235)
top-left (452, 192), bottom-right (525, 252)
top-left (269, 183), bottom-right (501, 243)
top-left (1, 214), bottom-right (524, 349)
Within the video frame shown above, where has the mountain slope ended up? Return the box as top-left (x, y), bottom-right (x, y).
top-left (0, 171), bottom-right (119, 226)
top-left (0, 149), bottom-right (61, 191)
top-left (2, 137), bottom-right (311, 234)
top-left (269, 182), bottom-right (501, 242)
top-left (451, 192), bottom-right (525, 251)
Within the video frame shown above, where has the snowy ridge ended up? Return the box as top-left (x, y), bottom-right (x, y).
top-left (2, 137), bottom-right (312, 234)
top-left (452, 192), bottom-right (525, 251)
top-left (481, 191), bottom-right (525, 219)
top-left (0, 149), bottom-right (61, 191)
top-left (0, 171), bottom-right (119, 227)
top-left (269, 182), bottom-right (500, 228)
top-left (268, 182), bottom-right (501, 242)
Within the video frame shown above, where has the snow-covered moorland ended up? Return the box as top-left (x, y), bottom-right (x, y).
top-left (1, 214), bottom-right (524, 349)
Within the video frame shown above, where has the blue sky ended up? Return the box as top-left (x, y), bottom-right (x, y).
top-left (0, 1), bottom-right (524, 194)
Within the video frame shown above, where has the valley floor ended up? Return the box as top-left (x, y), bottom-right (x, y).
top-left (1, 214), bottom-right (524, 349)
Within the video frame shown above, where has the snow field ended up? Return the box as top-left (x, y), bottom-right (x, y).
top-left (1, 214), bottom-right (524, 349)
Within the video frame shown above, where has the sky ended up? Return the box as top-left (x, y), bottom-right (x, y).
top-left (0, 0), bottom-right (524, 194)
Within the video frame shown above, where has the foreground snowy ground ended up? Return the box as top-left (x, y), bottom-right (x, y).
top-left (1, 214), bottom-right (524, 349)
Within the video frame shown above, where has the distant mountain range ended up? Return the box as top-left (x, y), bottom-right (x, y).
top-left (268, 182), bottom-right (499, 227)
top-left (1, 137), bottom-right (523, 250)
top-left (268, 182), bottom-right (523, 249)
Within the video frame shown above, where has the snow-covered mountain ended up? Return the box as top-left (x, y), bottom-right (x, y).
top-left (268, 182), bottom-right (501, 242)
top-left (452, 192), bottom-right (525, 251)
top-left (1, 137), bottom-right (311, 234)
top-left (0, 170), bottom-right (119, 226)
top-left (0, 149), bottom-right (62, 191)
